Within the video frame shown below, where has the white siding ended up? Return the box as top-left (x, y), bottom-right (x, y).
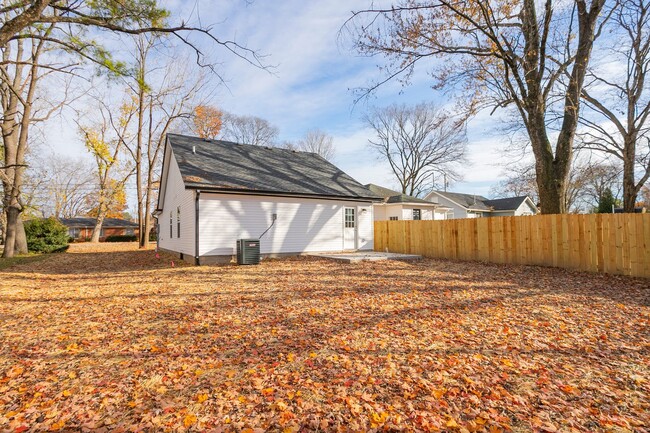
top-left (515, 200), bottom-right (537, 216)
top-left (198, 193), bottom-right (373, 256)
top-left (374, 205), bottom-right (387, 221)
top-left (385, 205), bottom-right (402, 220)
top-left (400, 205), bottom-right (434, 221)
top-left (158, 151), bottom-right (195, 256)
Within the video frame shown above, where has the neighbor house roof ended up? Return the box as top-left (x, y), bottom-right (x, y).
top-left (59, 218), bottom-right (138, 228)
top-left (166, 133), bottom-right (381, 201)
top-left (365, 183), bottom-right (435, 205)
top-left (483, 196), bottom-right (530, 211)
top-left (431, 190), bottom-right (491, 211)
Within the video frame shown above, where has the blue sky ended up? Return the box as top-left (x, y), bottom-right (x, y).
top-left (169, 0), bottom-right (511, 196)
top-left (47, 0), bottom-right (511, 199)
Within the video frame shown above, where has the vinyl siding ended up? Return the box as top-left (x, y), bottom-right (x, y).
top-left (158, 151), bottom-right (195, 256)
top-left (198, 193), bottom-right (373, 256)
top-left (400, 205), bottom-right (434, 221)
top-left (515, 200), bottom-right (537, 216)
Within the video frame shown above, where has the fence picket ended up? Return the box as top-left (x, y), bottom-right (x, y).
top-left (376, 214), bottom-right (648, 278)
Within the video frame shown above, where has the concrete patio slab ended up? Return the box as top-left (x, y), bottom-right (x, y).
top-left (308, 251), bottom-right (422, 263)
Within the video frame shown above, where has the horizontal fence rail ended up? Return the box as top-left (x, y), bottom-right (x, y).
top-left (374, 214), bottom-right (650, 278)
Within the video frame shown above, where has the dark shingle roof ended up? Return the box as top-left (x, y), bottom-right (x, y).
top-left (59, 218), bottom-right (138, 228)
top-left (365, 184), bottom-right (434, 205)
top-left (483, 196), bottom-right (529, 211)
top-left (167, 134), bottom-right (380, 201)
top-left (433, 191), bottom-right (491, 211)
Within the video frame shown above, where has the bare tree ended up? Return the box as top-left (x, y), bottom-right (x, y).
top-left (490, 163), bottom-right (540, 204)
top-left (295, 129), bottom-right (336, 161)
top-left (364, 102), bottom-right (467, 197)
top-left (118, 35), bottom-right (208, 248)
top-left (29, 154), bottom-right (95, 218)
top-left (578, 0), bottom-right (650, 212)
top-left (490, 158), bottom-right (622, 213)
top-left (346, 0), bottom-right (611, 213)
top-left (221, 112), bottom-right (279, 146)
top-left (0, 25), bottom-right (69, 257)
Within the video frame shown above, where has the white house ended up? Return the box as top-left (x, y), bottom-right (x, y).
top-left (424, 190), bottom-right (538, 219)
top-left (154, 134), bottom-right (381, 264)
top-left (366, 184), bottom-right (452, 220)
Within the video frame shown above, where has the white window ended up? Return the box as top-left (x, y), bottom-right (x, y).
top-left (125, 228), bottom-right (135, 236)
top-left (169, 211), bottom-right (173, 238)
top-left (344, 208), bottom-right (355, 228)
top-left (177, 207), bottom-right (181, 238)
top-left (68, 228), bottom-right (81, 238)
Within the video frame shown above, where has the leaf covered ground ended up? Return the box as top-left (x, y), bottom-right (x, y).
top-left (0, 243), bottom-right (648, 432)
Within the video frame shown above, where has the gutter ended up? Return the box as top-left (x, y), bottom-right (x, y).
top-left (195, 190), bottom-right (200, 266)
top-left (184, 185), bottom-right (383, 203)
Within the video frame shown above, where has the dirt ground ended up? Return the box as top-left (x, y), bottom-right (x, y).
top-left (0, 242), bottom-right (648, 432)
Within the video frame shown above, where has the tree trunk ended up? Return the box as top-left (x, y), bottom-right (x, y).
top-left (15, 216), bottom-right (27, 254)
top-left (90, 214), bottom-right (104, 243)
top-left (2, 206), bottom-right (20, 258)
top-left (622, 136), bottom-right (638, 212)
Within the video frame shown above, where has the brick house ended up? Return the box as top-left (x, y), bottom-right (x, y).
top-left (60, 218), bottom-right (138, 241)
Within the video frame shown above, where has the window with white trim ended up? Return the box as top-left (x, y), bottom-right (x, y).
top-left (177, 207), bottom-right (181, 238)
top-left (412, 209), bottom-right (421, 220)
top-left (344, 208), bottom-right (355, 228)
top-left (169, 211), bottom-right (173, 238)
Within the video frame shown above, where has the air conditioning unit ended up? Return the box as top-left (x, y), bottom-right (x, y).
top-left (236, 239), bottom-right (260, 265)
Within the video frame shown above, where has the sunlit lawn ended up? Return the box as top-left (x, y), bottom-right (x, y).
top-left (0, 242), bottom-right (648, 432)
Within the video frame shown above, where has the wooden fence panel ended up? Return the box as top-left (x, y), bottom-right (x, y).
top-left (374, 214), bottom-right (649, 278)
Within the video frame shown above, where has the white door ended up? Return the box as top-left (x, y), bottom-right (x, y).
top-left (343, 207), bottom-right (357, 250)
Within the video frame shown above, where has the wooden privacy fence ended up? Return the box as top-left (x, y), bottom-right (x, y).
top-left (374, 214), bottom-right (650, 278)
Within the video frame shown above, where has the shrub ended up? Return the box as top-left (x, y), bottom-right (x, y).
top-left (105, 234), bottom-right (138, 242)
top-left (25, 217), bottom-right (69, 253)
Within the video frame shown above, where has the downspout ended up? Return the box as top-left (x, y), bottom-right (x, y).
top-left (195, 190), bottom-right (200, 266)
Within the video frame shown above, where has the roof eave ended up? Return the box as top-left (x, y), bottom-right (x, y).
top-left (185, 183), bottom-right (383, 202)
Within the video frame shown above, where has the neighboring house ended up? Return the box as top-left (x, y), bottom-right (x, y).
top-left (424, 191), bottom-right (538, 219)
top-left (60, 217), bottom-right (138, 241)
top-left (366, 183), bottom-right (452, 220)
top-left (154, 133), bottom-right (381, 264)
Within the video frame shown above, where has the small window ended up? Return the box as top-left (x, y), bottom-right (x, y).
top-left (68, 228), bottom-right (81, 238)
top-left (344, 208), bottom-right (355, 228)
top-left (100, 228), bottom-right (105, 238)
top-left (177, 207), bottom-right (181, 238)
top-left (169, 211), bottom-right (173, 238)
top-left (389, 216), bottom-right (398, 221)
top-left (412, 209), bottom-right (421, 220)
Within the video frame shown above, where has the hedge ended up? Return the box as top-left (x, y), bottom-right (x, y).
top-left (25, 218), bottom-right (69, 253)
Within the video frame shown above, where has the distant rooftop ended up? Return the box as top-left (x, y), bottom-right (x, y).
top-left (365, 184), bottom-right (435, 205)
top-left (59, 218), bottom-right (137, 228)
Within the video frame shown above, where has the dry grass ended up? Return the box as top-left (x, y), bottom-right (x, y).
top-left (0, 243), bottom-right (648, 432)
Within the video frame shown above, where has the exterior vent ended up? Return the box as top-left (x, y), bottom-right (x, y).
top-left (237, 239), bottom-right (260, 265)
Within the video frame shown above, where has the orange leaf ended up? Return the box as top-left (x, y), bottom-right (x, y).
top-left (183, 414), bottom-right (197, 428)
top-left (446, 418), bottom-right (459, 428)
top-left (432, 388), bottom-right (446, 399)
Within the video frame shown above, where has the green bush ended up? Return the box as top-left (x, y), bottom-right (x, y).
top-left (105, 234), bottom-right (138, 242)
top-left (25, 217), bottom-right (69, 253)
